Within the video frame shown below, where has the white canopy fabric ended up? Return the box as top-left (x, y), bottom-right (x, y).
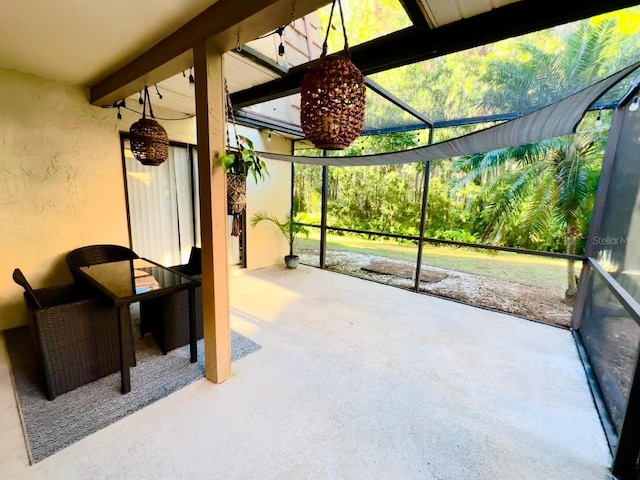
top-left (259, 62), bottom-right (639, 166)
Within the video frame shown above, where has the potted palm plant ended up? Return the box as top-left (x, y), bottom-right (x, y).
top-left (222, 135), bottom-right (269, 236)
top-left (251, 211), bottom-right (308, 269)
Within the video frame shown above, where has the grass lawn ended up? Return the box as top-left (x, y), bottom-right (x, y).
top-left (297, 232), bottom-right (571, 291)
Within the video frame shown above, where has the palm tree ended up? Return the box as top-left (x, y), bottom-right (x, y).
top-left (454, 135), bottom-right (604, 299)
top-left (452, 14), bottom-right (637, 299)
top-left (251, 211), bottom-right (309, 257)
top-left (479, 18), bottom-right (633, 116)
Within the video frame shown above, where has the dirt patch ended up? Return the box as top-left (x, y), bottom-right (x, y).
top-left (299, 250), bottom-right (572, 328)
top-left (362, 261), bottom-right (448, 283)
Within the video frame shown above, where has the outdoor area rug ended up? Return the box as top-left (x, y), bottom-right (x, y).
top-left (5, 325), bottom-right (261, 463)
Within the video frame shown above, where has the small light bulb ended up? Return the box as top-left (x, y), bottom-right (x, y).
top-left (630, 95), bottom-right (639, 112)
top-left (267, 131), bottom-right (272, 142)
top-left (595, 111), bottom-right (602, 128)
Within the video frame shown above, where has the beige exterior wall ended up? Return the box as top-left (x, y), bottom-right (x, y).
top-left (236, 126), bottom-right (291, 270)
top-left (0, 68), bottom-right (127, 330)
top-left (0, 68), bottom-right (291, 330)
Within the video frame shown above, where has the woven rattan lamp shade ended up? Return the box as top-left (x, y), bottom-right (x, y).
top-left (300, 0), bottom-right (365, 151)
top-left (129, 87), bottom-right (169, 166)
top-left (130, 118), bottom-right (169, 166)
top-left (301, 55), bottom-right (366, 150)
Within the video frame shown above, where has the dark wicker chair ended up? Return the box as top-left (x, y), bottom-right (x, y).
top-left (66, 244), bottom-right (139, 274)
top-left (140, 247), bottom-right (203, 354)
top-left (12, 269), bottom-right (134, 400)
top-left (67, 243), bottom-right (153, 332)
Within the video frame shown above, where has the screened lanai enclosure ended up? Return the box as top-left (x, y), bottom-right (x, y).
top-left (226, 3), bottom-right (640, 477)
top-left (87, 0), bottom-right (640, 476)
top-left (278, 75), bottom-right (640, 480)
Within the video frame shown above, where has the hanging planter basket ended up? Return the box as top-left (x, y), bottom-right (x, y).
top-left (227, 172), bottom-right (246, 236)
top-left (130, 87), bottom-right (169, 166)
top-left (300, 0), bottom-right (365, 150)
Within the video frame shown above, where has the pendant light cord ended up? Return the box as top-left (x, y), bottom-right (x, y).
top-left (321, 0), bottom-right (349, 57)
top-left (225, 79), bottom-right (241, 150)
top-left (141, 86), bottom-right (157, 120)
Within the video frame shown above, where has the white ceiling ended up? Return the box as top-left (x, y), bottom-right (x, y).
top-left (129, 52), bottom-right (282, 115)
top-left (0, 0), bottom-right (217, 86)
top-left (0, 0), bottom-right (526, 88)
top-left (418, 0), bottom-right (520, 27)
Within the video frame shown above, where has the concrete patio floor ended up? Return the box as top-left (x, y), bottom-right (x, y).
top-left (0, 265), bottom-right (612, 479)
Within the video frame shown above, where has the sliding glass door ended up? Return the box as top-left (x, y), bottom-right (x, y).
top-left (122, 139), bottom-right (242, 267)
top-left (123, 140), bottom-right (196, 266)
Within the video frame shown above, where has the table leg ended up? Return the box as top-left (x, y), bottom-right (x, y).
top-left (189, 287), bottom-right (197, 363)
top-left (118, 305), bottom-right (131, 394)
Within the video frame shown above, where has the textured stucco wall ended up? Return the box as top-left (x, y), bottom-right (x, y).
top-left (0, 67), bottom-right (290, 330)
top-left (0, 68), bottom-right (196, 330)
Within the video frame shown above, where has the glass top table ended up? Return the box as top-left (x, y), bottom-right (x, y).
top-left (79, 258), bottom-right (196, 303)
top-left (75, 258), bottom-right (200, 394)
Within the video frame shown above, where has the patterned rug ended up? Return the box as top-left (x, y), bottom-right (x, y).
top-left (5, 325), bottom-right (261, 463)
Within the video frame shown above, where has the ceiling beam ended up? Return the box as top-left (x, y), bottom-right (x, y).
top-left (90, 0), bottom-right (330, 106)
top-left (231, 0), bottom-right (640, 109)
top-left (236, 46), bottom-right (288, 77)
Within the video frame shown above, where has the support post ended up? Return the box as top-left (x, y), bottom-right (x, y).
top-left (290, 162), bottom-right (295, 256)
top-left (320, 160), bottom-right (329, 269)
top-left (612, 342), bottom-right (640, 478)
top-left (193, 40), bottom-right (231, 383)
top-left (415, 127), bottom-right (435, 292)
top-left (571, 96), bottom-right (625, 329)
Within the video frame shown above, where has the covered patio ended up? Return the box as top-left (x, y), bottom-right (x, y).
top-left (1, 266), bottom-right (610, 479)
top-left (1, 0), bottom-right (640, 477)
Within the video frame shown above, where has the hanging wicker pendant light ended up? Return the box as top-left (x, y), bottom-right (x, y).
top-left (130, 87), bottom-right (169, 166)
top-left (301, 0), bottom-right (365, 150)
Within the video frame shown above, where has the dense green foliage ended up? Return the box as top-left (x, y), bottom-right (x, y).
top-left (295, 6), bottom-right (640, 296)
top-left (296, 7), bottom-right (640, 246)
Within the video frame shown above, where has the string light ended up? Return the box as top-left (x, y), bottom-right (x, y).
top-left (138, 91), bottom-right (144, 105)
top-left (111, 99), bottom-right (126, 120)
top-left (630, 95), bottom-right (639, 112)
top-left (103, 100), bottom-right (194, 121)
top-left (155, 85), bottom-right (163, 100)
top-left (277, 26), bottom-right (286, 56)
top-left (267, 130), bottom-right (272, 142)
top-left (188, 67), bottom-right (195, 89)
top-left (275, 25), bottom-right (288, 68)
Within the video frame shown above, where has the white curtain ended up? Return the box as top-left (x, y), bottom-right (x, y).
top-left (125, 143), bottom-right (240, 267)
top-left (125, 144), bottom-right (195, 266)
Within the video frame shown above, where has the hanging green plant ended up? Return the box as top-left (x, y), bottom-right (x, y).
top-left (222, 80), bottom-right (270, 237)
top-left (221, 135), bottom-right (269, 183)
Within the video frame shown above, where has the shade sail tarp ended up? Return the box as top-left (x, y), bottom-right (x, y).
top-left (259, 62), bottom-right (639, 166)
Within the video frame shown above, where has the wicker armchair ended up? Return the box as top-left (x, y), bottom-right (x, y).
top-left (12, 269), bottom-right (134, 400)
top-left (140, 247), bottom-right (203, 354)
top-left (67, 244), bottom-right (153, 332)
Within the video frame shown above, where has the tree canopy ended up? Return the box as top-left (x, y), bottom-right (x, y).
top-left (295, 4), bottom-right (640, 290)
